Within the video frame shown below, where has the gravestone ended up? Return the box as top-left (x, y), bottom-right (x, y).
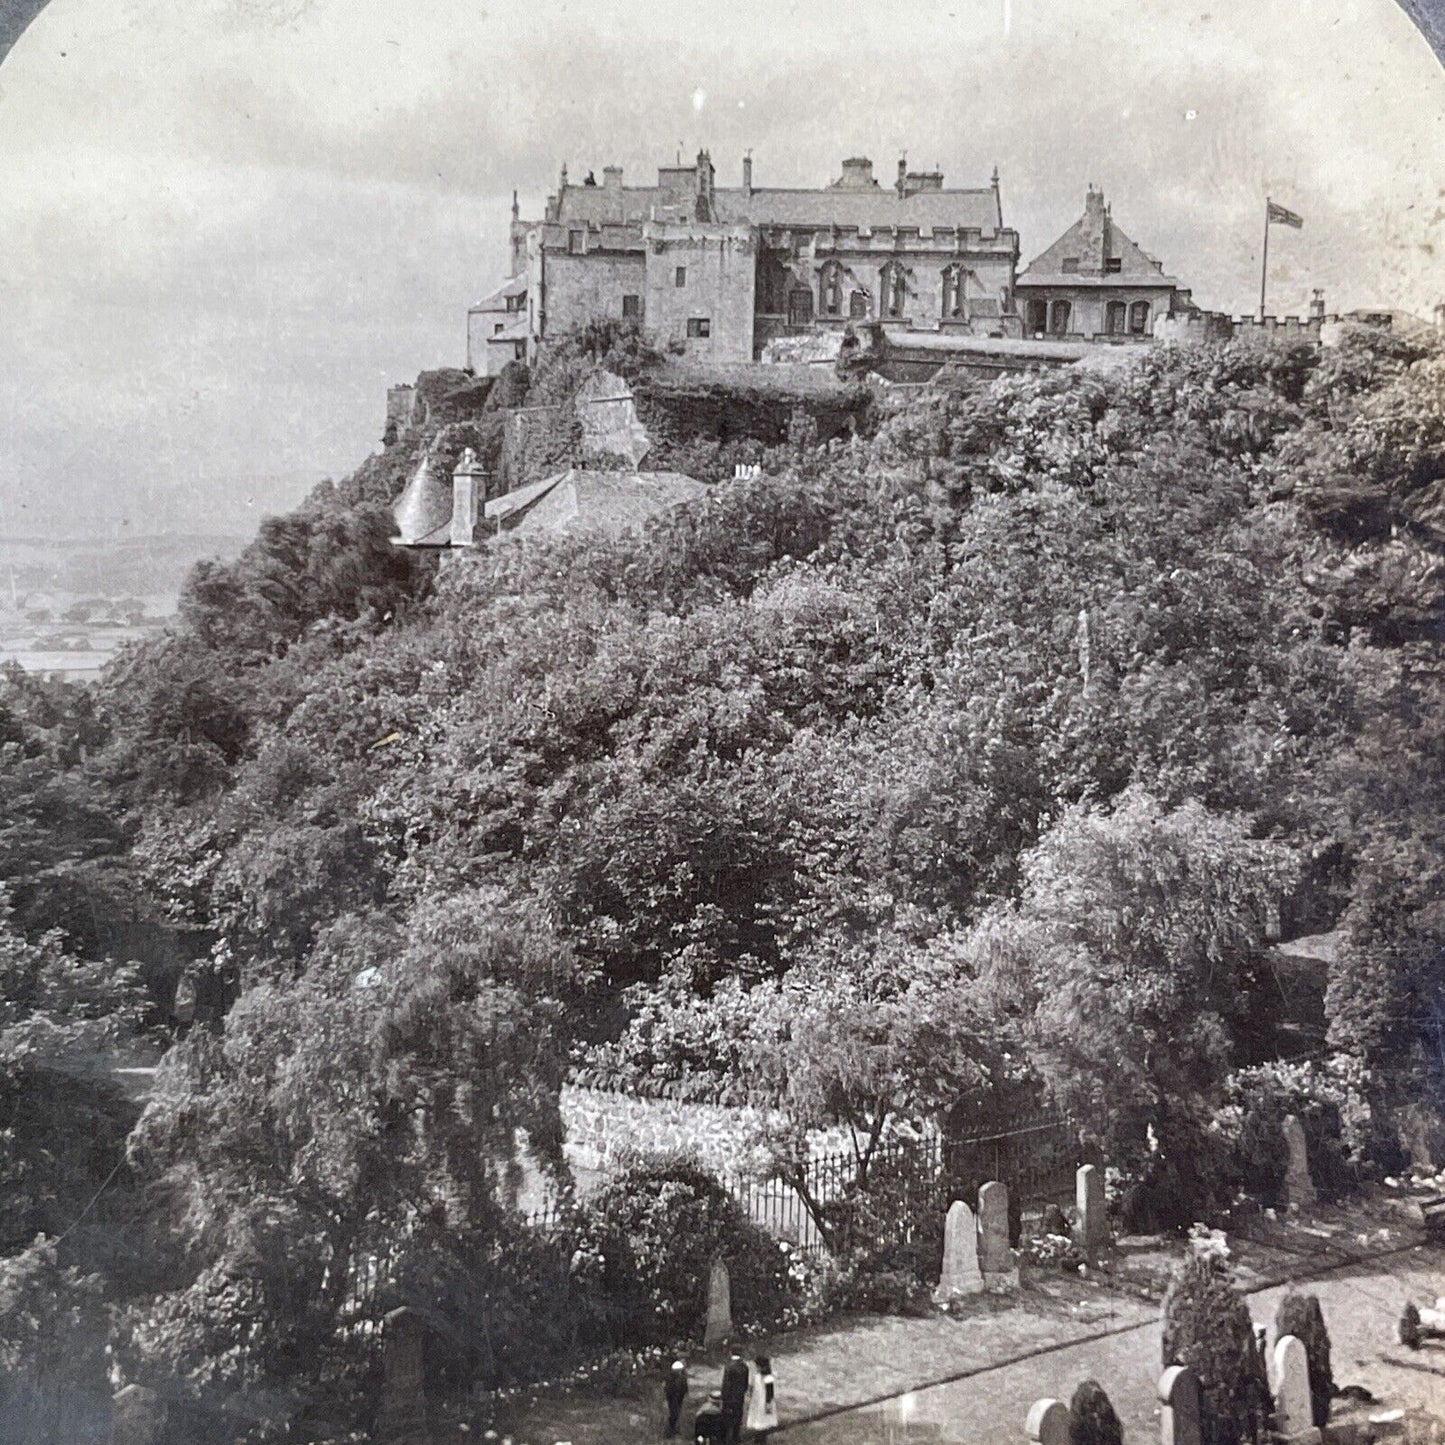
top-left (1272, 1334), bottom-right (1319, 1443)
top-left (1282, 1116), bottom-right (1317, 1210)
top-left (1025, 1398), bottom-right (1070, 1445)
top-left (376, 1307), bottom-right (431, 1444)
top-left (112, 1385), bottom-right (167, 1445)
top-left (1158, 1364), bottom-right (1203, 1445)
top-left (933, 1200), bottom-right (984, 1303)
top-left (978, 1181), bottom-right (1018, 1288)
top-left (703, 1258), bottom-right (733, 1348)
top-left (1076, 1164), bottom-right (1107, 1251)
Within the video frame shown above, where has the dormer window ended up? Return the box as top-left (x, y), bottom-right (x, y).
top-left (1061, 257), bottom-right (1080, 274)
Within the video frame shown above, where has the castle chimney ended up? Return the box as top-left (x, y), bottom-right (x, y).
top-left (1310, 288), bottom-right (1326, 320)
top-left (450, 448), bottom-right (486, 548)
top-left (559, 162), bottom-right (568, 190)
top-left (603, 165), bottom-right (623, 189)
top-left (742, 151), bottom-right (753, 195)
top-left (897, 155), bottom-right (907, 196)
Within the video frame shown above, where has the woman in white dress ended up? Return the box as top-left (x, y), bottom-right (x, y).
top-left (744, 1354), bottom-right (777, 1438)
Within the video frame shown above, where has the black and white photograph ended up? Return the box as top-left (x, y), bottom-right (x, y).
top-left (1, 0), bottom-right (1444, 1440)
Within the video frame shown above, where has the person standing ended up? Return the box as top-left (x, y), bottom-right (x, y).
top-left (720, 1352), bottom-right (750, 1445)
top-left (664, 1360), bottom-right (688, 1438)
top-left (693, 1390), bottom-right (724, 1445)
top-left (745, 1355), bottom-right (777, 1438)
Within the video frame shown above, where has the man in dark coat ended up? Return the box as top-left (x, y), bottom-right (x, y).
top-left (664, 1360), bottom-right (688, 1438)
top-left (693, 1390), bottom-right (724, 1445)
top-left (720, 1353), bottom-right (750, 1445)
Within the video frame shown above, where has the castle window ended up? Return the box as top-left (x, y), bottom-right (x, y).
top-left (789, 287), bottom-right (814, 327)
top-left (819, 260), bottom-right (844, 317)
top-left (1106, 257), bottom-right (1123, 274)
top-left (879, 261), bottom-right (907, 319)
top-left (1106, 300), bottom-right (1127, 335)
top-left (1049, 299), bottom-right (1072, 334)
top-left (493, 322), bottom-right (504, 334)
top-left (1129, 300), bottom-right (1151, 335)
top-left (675, 266), bottom-right (687, 288)
top-left (568, 230), bottom-right (585, 254)
top-left (941, 264), bottom-right (968, 320)
top-left (849, 289), bottom-right (870, 319)
top-left (622, 294), bottom-right (641, 318)
top-left (686, 316), bottom-right (711, 338)
top-left (1061, 257), bottom-right (1080, 274)
top-left (506, 292), bottom-right (526, 312)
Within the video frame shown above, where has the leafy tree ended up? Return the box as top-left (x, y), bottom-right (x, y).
top-left (1161, 1253), bottom-right (1272, 1445)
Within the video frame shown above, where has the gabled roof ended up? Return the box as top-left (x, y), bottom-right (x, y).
top-left (484, 470), bottom-right (707, 537)
top-left (1018, 187), bottom-right (1180, 288)
top-left (470, 274), bottom-right (528, 311)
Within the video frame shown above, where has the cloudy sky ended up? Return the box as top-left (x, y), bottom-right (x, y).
top-left (0, 0), bottom-right (1442, 537)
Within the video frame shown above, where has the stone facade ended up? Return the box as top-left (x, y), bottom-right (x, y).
top-left (473, 152), bottom-right (1024, 366)
top-left (1016, 186), bottom-right (1193, 341)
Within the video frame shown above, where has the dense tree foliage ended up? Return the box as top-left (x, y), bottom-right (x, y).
top-left (2, 324), bottom-right (1444, 1429)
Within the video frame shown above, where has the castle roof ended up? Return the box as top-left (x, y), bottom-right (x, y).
top-left (390, 452), bottom-right (454, 547)
top-left (1018, 187), bottom-right (1179, 288)
top-left (484, 469), bottom-right (707, 537)
top-left (548, 166), bottom-right (1004, 234)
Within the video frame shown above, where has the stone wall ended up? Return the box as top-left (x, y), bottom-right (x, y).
top-left (560, 1083), bottom-right (856, 1184)
top-left (543, 250), bottom-right (647, 337)
top-left (643, 226), bottom-right (757, 364)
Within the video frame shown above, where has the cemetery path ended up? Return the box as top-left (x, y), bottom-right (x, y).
top-left (778, 1241), bottom-right (1445, 1444)
top-left (494, 1203), bottom-right (1444, 1445)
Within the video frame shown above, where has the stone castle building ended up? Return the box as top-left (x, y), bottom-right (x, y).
top-left (1014, 185), bottom-right (1194, 341)
top-left (468, 152), bottom-right (1027, 373)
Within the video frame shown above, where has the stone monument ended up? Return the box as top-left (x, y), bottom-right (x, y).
top-left (1158, 1364), bottom-right (1203, 1445)
top-left (1282, 1115), bottom-right (1317, 1210)
top-left (376, 1306), bottom-right (431, 1445)
top-left (1076, 1163), bottom-right (1107, 1251)
top-left (977, 1180), bottom-right (1018, 1289)
top-left (934, 1199), bottom-right (984, 1303)
top-left (1025, 1398), bottom-right (1070, 1445)
top-left (703, 1257), bottom-right (733, 1348)
top-left (1272, 1334), bottom-right (1320, 1443)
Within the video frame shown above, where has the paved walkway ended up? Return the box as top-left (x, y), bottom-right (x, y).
top-left (492, 1196), bottom-right (1444, 1445)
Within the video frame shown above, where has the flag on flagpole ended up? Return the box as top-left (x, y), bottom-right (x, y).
top-left (1267, 200), bottom-right (1304, 229)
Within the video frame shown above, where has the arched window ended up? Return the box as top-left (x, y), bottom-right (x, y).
top-left (879, 262), bottom-right (907, 319)
top-left (819, 261), bottom-right (845, 317)
top-left (941, 264), bottom-right (968, 320)
top-left (1105, 300), bottom-right (1127, 335)
top-left (1025, 299), bottom-right (1048, 336)
top-left (1129, 300), bottom-right (1151, 336)
top-left (1049, 299), bottom-right (1072, 335)
top-left (849, 289), bottom-right (870, 319)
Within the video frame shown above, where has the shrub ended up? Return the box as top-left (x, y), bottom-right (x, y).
top-left (1069, 1379), bottom-right (1124, 1445)
top-left (580, 1150), bottom-right (796, 1346)
top-left (1274, 1291), bottom-right (1332, 1427)
top-left (1161, 1255), bottom-right (1272, 1445)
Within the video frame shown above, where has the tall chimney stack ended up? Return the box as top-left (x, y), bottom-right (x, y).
top-left (743, 151), bottom-right (753, 195)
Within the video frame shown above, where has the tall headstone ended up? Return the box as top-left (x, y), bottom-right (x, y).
top-left (933, 1200), bottom-right (984, 1303)
top-left (376, 1307), bottom-right (431, 1445)
top-left (1076, 1164), bottom-right (1107, 1251)
top-left (703, 1258), bottom-right (733, 1348)
top-left (1025, 1399), bottom-right (1070, 1445)
top-left (1158, 1365), bottom-right (1203, 1445)
top-left (1282, 1116), bottom-right (1317, 1210)
top-left (978, 1181), bottom-right (1018, 1288)
top-left (1272, 1335), bottom-right (1319, 1443)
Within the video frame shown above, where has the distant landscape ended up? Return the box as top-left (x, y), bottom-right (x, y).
top-left (0, 530), bottom-right (251, 679)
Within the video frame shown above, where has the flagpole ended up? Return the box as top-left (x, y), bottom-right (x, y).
top-left (1259, 198), bottom-right (1271, 322)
